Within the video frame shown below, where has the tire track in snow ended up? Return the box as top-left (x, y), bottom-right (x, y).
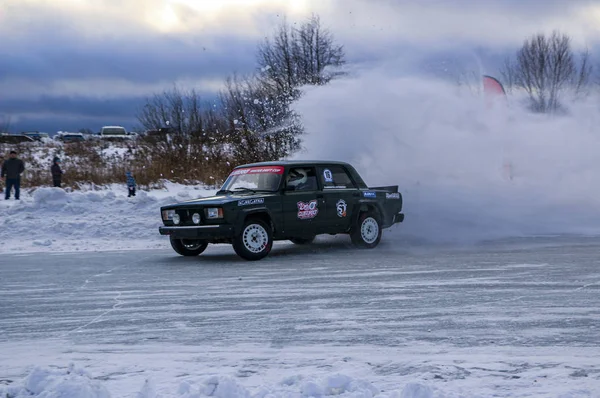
top-left (62, 254), bottom-right (153, 336)
top-left (64, 291), bottom-right (124, 336)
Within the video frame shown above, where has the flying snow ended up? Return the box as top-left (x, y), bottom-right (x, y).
top-left (292, 66), bottom-right (600, 243)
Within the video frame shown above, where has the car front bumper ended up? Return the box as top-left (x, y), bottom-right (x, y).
top-left (159, 224), bottom-right (234, 240)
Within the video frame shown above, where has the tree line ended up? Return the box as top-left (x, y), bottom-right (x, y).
top-left (134, 15), bottom-right (345, 183)
top-left (500, 30), bottom-right (596, 113)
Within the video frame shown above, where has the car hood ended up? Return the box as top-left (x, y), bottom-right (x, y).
top-left (163, 192), bottom-right (276, 208)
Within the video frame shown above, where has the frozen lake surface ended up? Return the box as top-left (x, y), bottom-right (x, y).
top-left (2, 236), bottom-right (600, 397)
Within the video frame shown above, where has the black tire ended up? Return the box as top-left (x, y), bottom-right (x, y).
top-left (289, 236), bottom-right (316, 245)
top-left (170, 237), bottom-right (208, 256)
top-left (350, 210), bottom-right (382, 249)
top-left (232, 218), bottom-right (273, 261)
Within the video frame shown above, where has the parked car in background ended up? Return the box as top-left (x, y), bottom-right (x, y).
top-left (99, 126), bottom-right (132, 141)
top-left (55, 131), bottom-right (86, 143)
top-left (0, 133), bottom-right (35, 144)
top-left (21, 131), bottom-right (50, 142)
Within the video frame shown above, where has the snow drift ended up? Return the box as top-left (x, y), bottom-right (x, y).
top-left (292, 67), bottom-right (600, 243)
top-left (0, 183), bottom-right (214, 253)
top-left (0, 365), bottom-right (445, 398)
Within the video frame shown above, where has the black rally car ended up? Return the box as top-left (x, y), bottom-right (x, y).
top-left (159, 161), bottom-right (404, 261)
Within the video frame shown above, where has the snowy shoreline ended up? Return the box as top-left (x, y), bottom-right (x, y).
top-left (2, 340), bottom-right (599, 397)
top-left (0, 183), bottom-right (216, 254)
top-left (5, 182), bottom-right (600, 256)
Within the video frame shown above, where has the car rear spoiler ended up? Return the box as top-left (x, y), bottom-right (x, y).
top-left (368, 185), bottom-right (398, 193)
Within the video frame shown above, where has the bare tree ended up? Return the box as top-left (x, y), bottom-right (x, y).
top-left (135, 13), bottom-right (344, 175)
top-left (137, 85), bottom-right (201, 135)
top-left (509, 31), bottom-right (591, 113)
top-left (256, 14), bottom-right (345, 98)
top-left (499, 57), bottom-right (518, 94)
top-left (134, 85), bottom-right (232, 182)
top-left (218, 74), bottom-right (302, 163)
top-left (245, 15), bottom-right (344, 160)
top-left (574, 48), bottom-right (592, 97)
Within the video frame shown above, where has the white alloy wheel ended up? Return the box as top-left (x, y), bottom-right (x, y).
top-left (242, 224), bottom-right (269, 253)
top-left (361, 217), bottom-right (379, 244)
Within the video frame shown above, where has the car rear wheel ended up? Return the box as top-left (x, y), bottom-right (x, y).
top-left (233, 218), bottom-right (273, 261)
top-left (289, 236), bottom-right (316, 245)
top-left (350, 210), bottom-right (382, 249)
top-left (170, 237), bottom-right (208, 256)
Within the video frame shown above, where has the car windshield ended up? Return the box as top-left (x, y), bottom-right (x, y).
top-left (220, 166), bottom-right (284, 193)
top-left (103, 128), bottom-right (126, 135)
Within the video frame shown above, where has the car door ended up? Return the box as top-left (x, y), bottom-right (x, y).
top-left (281, 166), bottom-right (325, 236)
top-left (318, 165), bottom-right (360, 232)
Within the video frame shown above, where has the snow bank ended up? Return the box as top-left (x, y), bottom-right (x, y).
top-left (0, 183), bottom-right (216, 254)
top-left (2, 364), bottom-right (110, 398)
top-left (292, 67), bottom-right (600, 243)
top-left (1, 366), bottom-right (443, 398)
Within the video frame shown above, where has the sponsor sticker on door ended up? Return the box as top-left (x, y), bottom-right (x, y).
top-left (297, 200), bottom-right (319, 219)
top-left (336, 199), bottom-right (347, 217)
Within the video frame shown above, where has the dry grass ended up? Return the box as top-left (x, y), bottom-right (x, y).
top-left (0, 138), bottom-right (240, 191)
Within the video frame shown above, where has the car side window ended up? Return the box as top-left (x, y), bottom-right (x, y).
top-left (286, 167), bottom-right (318, 191)
top-left (320, 166), bottom-right (356, 189)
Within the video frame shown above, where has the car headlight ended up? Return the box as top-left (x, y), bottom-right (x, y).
top-left (192, 213), bottom-right (201, 224)
top-left (162, 210), bottom-right (175, 221)
top-left (206, 208), bottom-right (224, 219)
top-left (172, 214), bottom-right (180, 225)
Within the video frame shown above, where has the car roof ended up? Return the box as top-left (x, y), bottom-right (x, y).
top-left (234, 160), bottom-right (353, 169)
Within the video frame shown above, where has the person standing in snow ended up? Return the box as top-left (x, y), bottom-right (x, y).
top-left (126, 171), bottom-right (136, 197)
top-left (51, 157), bottom-right (63, 187)
top-left (1, 150), bottom-right (25, 200)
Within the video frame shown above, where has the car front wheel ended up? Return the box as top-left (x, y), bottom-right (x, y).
top-left (233, 218), bottom-right (273, 261)
top-left (170, 237), bottom-right (208, 256)
top-left (350, 211), bottom-right (382, 249)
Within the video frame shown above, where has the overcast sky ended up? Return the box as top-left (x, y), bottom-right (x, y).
top-left (1, 0), bottom-right (599, 133)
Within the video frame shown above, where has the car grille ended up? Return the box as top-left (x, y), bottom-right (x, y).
top-left (175, 209), bottom-right (202, 226)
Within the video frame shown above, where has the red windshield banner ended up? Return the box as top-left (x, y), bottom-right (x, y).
top-left (230, 166), bottom-right (285, 176)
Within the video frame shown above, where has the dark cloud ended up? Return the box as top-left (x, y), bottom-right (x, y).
top-left (10, 114), bottom-right (138, 135)
top-left (0, 2), bottom-right (259, 132)
top-left (1, 96), bottom-right (139, 119)
top-left (2, 96), bottom-right (140, 133)
top-left (375, 0), bottom-right (594, 15)
top-left (0, 34), bottom-right (257, 84)
top-left (0, 0), bottom-right (598, 134)
top-left (3, 91), bottom-right (220, 134)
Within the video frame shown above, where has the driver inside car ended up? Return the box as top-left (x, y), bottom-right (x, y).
top-left (286, 168), bottom-right (311, 190)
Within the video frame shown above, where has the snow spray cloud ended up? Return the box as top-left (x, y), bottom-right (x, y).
top-left (292, 67), bottom-right (600, 243)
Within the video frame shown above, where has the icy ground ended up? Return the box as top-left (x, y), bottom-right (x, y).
top-left (2, 241), bottom-right (600, 397)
